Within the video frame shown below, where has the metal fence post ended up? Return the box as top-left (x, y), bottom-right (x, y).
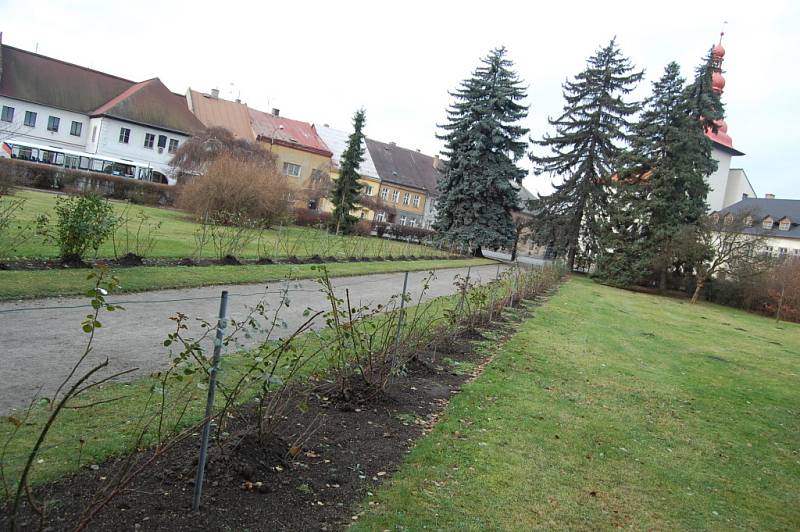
top-left (394, 271), bottom-right (410, 351)
top-left (192, 290), bottom-right (229, 513)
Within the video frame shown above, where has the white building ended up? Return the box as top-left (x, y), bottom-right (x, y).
top-left (716, 197), bottom-right (800, 258)
top-left (704, 40), bottom-right (757, 211)
top-left (0, 34), bottom-right (203, 184)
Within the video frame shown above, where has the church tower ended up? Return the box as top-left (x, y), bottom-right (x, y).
top-left (703, 33), bottom-right (756, 211)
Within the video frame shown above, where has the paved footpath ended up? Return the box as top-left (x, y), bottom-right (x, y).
top-left (0, 264), bottom-right (507, 413)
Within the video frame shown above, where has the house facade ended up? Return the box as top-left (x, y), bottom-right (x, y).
top-left (365, 138), bottom-right (441, 227)
top-left (0, 35), bottom-right (204, 184)
top-left (715, 197), bottom-right (800, 258)
top-left (314, 124), bottom-right (381, 220)
top-left (248, 107), bottom-right (333, 207)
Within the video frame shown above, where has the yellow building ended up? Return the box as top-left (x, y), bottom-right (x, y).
top-left (249, 107), bottom-right (333, 207)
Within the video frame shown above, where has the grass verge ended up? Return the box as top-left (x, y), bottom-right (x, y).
top-left (0, 189), bottom-right (447, 261)
top-left (353, 277), bottom-right (800, 531)
top-left (0, 258), bottom-right (493, 300)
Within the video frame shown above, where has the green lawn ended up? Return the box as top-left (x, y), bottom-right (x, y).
top-left (0, 258), bottom-right (493, 300)
top-left (0, 188), bottom-right (475, 300)
top-left (0, 189), bottom-right (448, 261)
top-left (354, 277), bottom-right (800, 531)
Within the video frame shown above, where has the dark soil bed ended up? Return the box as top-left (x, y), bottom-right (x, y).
top-left (2, 307), bottom-right (537, 531)
top-left (0, 254), bottom-right (471, 271)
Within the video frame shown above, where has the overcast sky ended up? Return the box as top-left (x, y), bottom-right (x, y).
top-left (2, 0), bottom-right (797, 198)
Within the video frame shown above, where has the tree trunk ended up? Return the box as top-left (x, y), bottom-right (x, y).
top-left (472, 245), bottom-right (483, 258)
top-left (691, 279), bottom-right (705, 304)
top-left (776, 285), bottom-right (785, 323)
top-left (510, 230), bottom-right (521, 262)
top-left (658, 269), bottom-right (667, 292)
top-left (567, 246), bottom-right (576, 272)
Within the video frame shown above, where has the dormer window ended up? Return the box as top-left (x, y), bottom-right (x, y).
top-left (762, 217), bottom-right (774, 230)
top-left (744, 215), bottom-right (753, 227)
top-left (723, 213), bottom-right (734, 225)
top-left (779, 218), bottom-right (791, 231)
top-left (710, 212), bottom-right (720, 224)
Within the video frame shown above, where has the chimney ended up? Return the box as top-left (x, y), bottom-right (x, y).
top-left (210, 88), bottom-right (220, 98)
top-left (272, 108), bottom-right (280, 117)
top-left (323, 123), bottom-right (330, 127)
top-left (433, 154), bottom-right (441, 170)
top-left (389, 141), bottom-right (396, 146)
top-left (235, 98), bottom-right (241, 104)
top-left (765, 193), bottom-right (776, 199)
top-left (742, 193), bottom-right (748, 200)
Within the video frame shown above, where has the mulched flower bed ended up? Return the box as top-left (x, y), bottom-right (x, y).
top-left (2, 309), bottom-right (535, 531)
top-left (0, 254), bottom-right (464, 271)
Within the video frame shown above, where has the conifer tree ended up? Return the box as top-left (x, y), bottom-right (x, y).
top-left (434, 47), bottom-right (529, 257)
top-left (530, 38), bottom-right (643, 270)
top-left (598, 59), bottom-right (718, 287)
top-left (330, 109), bottom-right (366, 235)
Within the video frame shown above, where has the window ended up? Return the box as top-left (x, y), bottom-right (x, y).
top-left (24, 111), bottom-right (36, 127)
top-left (91, 126), bottom-right (97, 142)
top-left (779, 219), bottom-right (791, 231)
top-left (402, 192), bottom-right (410, 205)
top-left (1, 106), bottom-right (14, 122)
top-left (79, 156), bottom-right (90, 170)
top-left (157, 135), bottom-right (167, 149)
top-left (144, 133), bottom-right (155, 149)
top-left (380, 187), bottom-right (389, 200)
top-left (391, 190), bottom-right (400, 203)
top-left (744, 215), bottom-right (753, 227)
top-left (119, 127), bottom-right (131, 143)
top-left (364, 184), bottom-right (374, 196)
top-left (70, 121), bottom-right (82, 137)
top-left (762, 217), bottom-right (774, 230)
top-left (413, 194), bottom-right (420, 208)
top-left (47, 116), bottom-right (60, 132)
top-left (779, 247), bottom-right (788, 257)
top-left (408, 218), bottom-right (417, 227)
top-left (399, 215), bottom-right (407, 226)
top-left (283, 162), bottom-right (302, 177)
top-left (376, 211), bottom-right (386, 222)
top-left (168, 139), bottom-right (179, 154)
top-left (723, 213), bottom-right (734, 225)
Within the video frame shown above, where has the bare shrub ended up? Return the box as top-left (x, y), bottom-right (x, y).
top-left (170, 127), bottom-right (276, 178)
top-left (177, 155), bottom-right (294, 227)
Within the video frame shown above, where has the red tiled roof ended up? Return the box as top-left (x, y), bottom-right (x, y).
top-left (249, 108), bottom-right (332, 157)
top-left (188, 89), bottom-right (254, 140)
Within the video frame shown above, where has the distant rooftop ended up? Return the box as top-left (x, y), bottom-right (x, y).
top-left (365, 138), bottom-right (442, 194)
top-left (249, 108), bottom-right (332, 157)
top-left (314, 124), bottom-right (379, 179)
top-left (187, 89), bottom-right (254, 140)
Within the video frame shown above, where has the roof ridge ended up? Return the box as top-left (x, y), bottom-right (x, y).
top-left (1, 43), bottom-right (138, 85)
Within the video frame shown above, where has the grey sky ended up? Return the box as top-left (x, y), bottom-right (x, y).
top-left (1, 0), bottom-right (797, 198)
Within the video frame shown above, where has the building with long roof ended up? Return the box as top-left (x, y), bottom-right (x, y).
top-left (0, 33), bottom-right (204, 184)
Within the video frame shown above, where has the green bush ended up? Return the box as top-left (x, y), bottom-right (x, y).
top-left (36, 194), bottom-right (118, 262)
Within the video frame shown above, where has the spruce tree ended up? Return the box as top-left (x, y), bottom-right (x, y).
top-left (530, 38), bottom-right (643, 271)
top-left (330, 109), bottom-right (366, 235)
top-left (434, 47), bottom-right (529, 257)
top-left (598, 60), bottom-right (718, 287)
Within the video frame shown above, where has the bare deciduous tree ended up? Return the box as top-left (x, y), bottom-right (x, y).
top-left (685, 214), bottom-right (773, 304)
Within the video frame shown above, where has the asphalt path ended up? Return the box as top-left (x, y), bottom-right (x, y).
top-left (0, 263), bottom-right (508, 413)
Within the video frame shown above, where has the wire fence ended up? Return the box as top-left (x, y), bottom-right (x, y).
top-left (0, 259), bottom-right (562, 527)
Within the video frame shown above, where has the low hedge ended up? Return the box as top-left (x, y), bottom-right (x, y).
top-left (0, 157), bottom-right (177, 206)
